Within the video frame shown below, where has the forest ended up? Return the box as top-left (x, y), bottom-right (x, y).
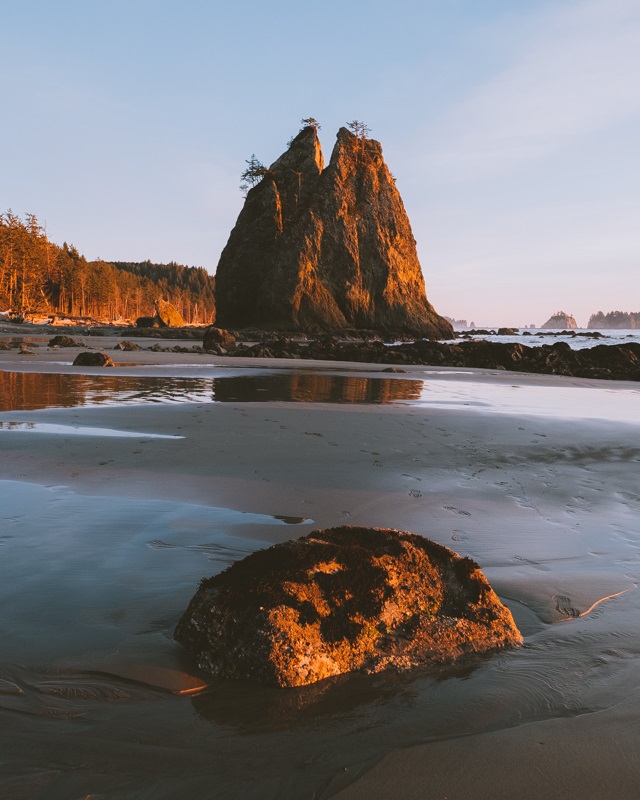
top-left (0, 211), bottom-right (216, 324)
top-left (588, 311), bottom-right (640, 329)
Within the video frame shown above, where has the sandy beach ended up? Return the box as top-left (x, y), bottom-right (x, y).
top-left (1, 335), bottom-right (640, 798)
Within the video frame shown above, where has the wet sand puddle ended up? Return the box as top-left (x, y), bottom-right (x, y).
top-left (0, 420), bottom-right (184, 438)
top-left (1, 369), bottom-right (639, 424)
top-left (3, 474), bottom-right (640, 800)
top-left (0, 370), bottom-right (424, 411)
top-left (2, 373), bottom-right (640, 797)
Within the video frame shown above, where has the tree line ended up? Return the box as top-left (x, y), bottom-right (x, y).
top-left (588, 311), bottom-right (640, 329)
top-left (0, 211), bottom-right (215, 324)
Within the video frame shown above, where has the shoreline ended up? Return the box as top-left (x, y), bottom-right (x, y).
top-left (2, 321), bottom-right (640, 382)
top-left (1, 343), bottom-right (640, 798)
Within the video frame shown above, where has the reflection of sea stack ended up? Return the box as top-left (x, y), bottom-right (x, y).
top-left (215, 125), bottom-right (453, 338)
top-left (540, 311), bottom-right (577, 329)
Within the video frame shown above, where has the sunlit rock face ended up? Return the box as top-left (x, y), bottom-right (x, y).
top-left (155, 299), bottom-right (185, 328)
top-left (540, 311), bottom-right (578, 329)
top-left (214, 127), bottom-right (453, 339)
top-left (175, 526), bottom-right (521, 688)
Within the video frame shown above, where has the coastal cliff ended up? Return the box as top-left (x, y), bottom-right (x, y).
top-left (214, 125), bottom-right (453, 339)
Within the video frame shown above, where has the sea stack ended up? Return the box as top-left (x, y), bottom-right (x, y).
top-left (214, 125), bottom-right (453, 338)
top-left (540, 311), bottom-right (578, 329)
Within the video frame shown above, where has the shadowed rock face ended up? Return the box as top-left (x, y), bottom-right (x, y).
top-left (72, 351), bottom-right (115, 367)
top-left (175, 526), bottom-right (521, 688)
top-left (215, 127), bottom-right (453, 339)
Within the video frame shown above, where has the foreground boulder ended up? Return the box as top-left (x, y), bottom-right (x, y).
top-left (175, 526), bottom-right (520, 687)
top-left (215, 125), bottom-right (453, 339)
top-left (72, 351), bottom-right (115, 367)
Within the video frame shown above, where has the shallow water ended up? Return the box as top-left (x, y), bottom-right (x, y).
top-left (1, 369), bottom-right (638, 425)
top-left (0, 420), bottom-right (184, 437)
top-left (446, 327), bottom-right (640, 350)
top-left (2, 472), bottom-right (640, 799)
top-left (0, 370), bottom-right (423, 411)
top-left (2, 371), bottom-right (640, 798)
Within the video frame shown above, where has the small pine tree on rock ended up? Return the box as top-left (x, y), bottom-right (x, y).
top-left (240, 154), bottom-right (268, 196)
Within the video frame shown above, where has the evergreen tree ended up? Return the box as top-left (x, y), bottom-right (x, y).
top-left (239, 154), bottom-right (268, 196)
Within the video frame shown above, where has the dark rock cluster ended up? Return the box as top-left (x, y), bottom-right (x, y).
top-left (201, 331), bottom-right (640, 381)
top-left (72, 351), bottom-right (115, 367)
top-left (48, 335), bottom-right (82, 348)
top-left (175, 526), bottom-right (520, 688)
top-left (135, 299), bottom-right (185, 329)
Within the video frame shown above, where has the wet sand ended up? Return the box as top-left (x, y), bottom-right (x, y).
top-left (1, 339), bottom-right (640, 798)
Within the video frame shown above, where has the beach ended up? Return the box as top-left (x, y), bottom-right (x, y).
top-left (1, 336), bottom-right (640, 798)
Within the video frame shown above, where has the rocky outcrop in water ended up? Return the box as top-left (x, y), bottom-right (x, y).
top-left (208, 335), bottom-right (640, 381)
top-left (540, 311), bottom-right (577, 329)
top-left (175, 526), bottom-right (520, 688)
top-left (214, 126), bottom-right (452, 339)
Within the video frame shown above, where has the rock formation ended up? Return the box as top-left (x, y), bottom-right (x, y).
top-left (135, 315), bottom-right (161, 328)
top-left (48, 335), bottom-right (81, 347)
top-left (203, 326), bottom-right (236, 351)
top-left (175, 526), bottom-right (521, 688)
top-left (134, 300), bottom-right (185, 329)
top-left (209, 336), bottom-right (640, 381)
top-left (155, 298), bottom-right (185, 328)
top-left (114, 340), bottom-right (141, 351)
top-left (72, 352), bottom-right (115, 367)
top-left (214, 126), bottom-right (453, 339)
top-left (540, 311), bottom-right (577, 329)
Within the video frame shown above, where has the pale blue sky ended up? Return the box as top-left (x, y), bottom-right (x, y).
top-left (2, 0), bottom-right (639, 326)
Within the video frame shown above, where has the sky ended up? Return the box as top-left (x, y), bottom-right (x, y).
top-left (2, 0), bottom-right (639, 327)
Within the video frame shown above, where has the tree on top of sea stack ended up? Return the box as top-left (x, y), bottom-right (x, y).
top-left (214, 122), bottom-right (453, 339)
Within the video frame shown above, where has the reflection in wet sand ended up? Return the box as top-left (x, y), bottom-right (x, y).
top-left (0, 370), bottom-right (423, 411)
top-left (210, 374), bottom-right (423, 404)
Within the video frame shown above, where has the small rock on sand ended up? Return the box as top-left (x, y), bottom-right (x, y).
top-left (73, 352), bottom-right (115, 367)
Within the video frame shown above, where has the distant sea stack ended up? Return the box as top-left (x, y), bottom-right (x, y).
top-left (588, 311), bottom-right (640, 329)
top-left (214, 125), bottom-right (453, 339)
top-left (540, 311), bottom-right (577, 329)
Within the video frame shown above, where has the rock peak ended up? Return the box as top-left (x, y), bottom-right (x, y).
top-left (215, 126), bottom-right (453, 338)
top-left (271, 125), bottom-right (324, 173)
